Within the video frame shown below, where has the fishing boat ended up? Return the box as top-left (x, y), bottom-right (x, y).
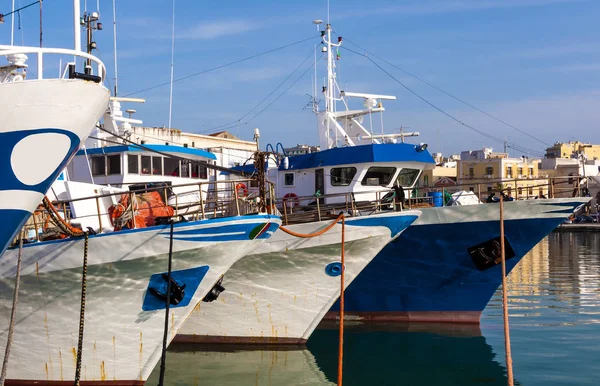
top-left (0, 1), bottom-right (110, 255)
top-left (0, 177), bottom-right (280, 384)
top-left (176, 207), bottom-right (420, 344)
top-left (187, 21), bottom-right (587, 327)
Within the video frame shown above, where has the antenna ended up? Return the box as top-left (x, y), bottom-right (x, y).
top-left (167, 0), bottom-right (175, 129)
top-left (112, 0), bottom-right (118, 96)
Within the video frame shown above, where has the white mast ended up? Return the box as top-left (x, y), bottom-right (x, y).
top-left (112, 0), bottom-right (118, 96)
top-left (74, 0), bottom-right (81, 52)
top-left (10, 0), bottom-right (15, 45)
top-left (167, 0), bottom-right (175, 129)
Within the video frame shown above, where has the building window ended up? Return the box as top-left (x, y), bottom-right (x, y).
top-left (107, 155), bottom-right (121, 175)
top-left (331, 167), bottom-right (357, 186)
top-left (485, 167), bottom-right (493, 176)
top-left (284, 173), bottom-right (295, 186)
top-left (507, 166), bottom-right (513, 178)
top-left (164, 157), bottom-right (180, 177)
top-left (528, 187), bottom-right (533, 195)
top-left (361, 167), bottom-right (397, 186)
top-left (141, 156), bottom-right (151, 174)
top-left (529, 167), bottom-right (534, 177)
top-left (468, 167), bottom-right (474, 178)
top-left (91, 156), bottom-right (105, 176)
top-left (518, 187), bottom-right (523, 195)
top-left (518, 167), bottom-right (523, 177)
top-left (152, 156), bottom-right (162, 175)
top-left (396, 168), bottom-right (420, 187)
top-left (487, 186), bottom-right (493, 192)
top-left (469, 187), bottom-right (474, 192)
top-left (128, 154), bottom-right (139, 174)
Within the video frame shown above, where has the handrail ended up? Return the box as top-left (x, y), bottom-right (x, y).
top-left (0, 45), bottom-right (107, 81)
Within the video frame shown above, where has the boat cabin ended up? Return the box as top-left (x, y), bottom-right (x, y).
top-left (268, 142), bottom-right (435, 206)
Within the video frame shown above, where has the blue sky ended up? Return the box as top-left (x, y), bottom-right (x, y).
top-left (3, 0), bottom-right (600, 157)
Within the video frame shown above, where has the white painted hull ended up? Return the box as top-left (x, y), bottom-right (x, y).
top-left (176, 210), bottom-right (420, 344)
top-left (0, 215), bottom-right (280, 384)
top-left (0, 79), bottom-right (109, 255)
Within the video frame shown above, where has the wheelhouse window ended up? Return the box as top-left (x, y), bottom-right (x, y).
top-left (180, 161), bottom-right (190, 178)
top-left (91, 156), bottom-right (105, 176)
top-left (330, 167), bottom-right (357, 186)
top-left (199, 161), bottom-right (208, 179)
top-left (284, 173), bottom-right (295, 186)
top-left (107, 155), bottom-right (121, 175)
top-left (141, 156), bottom-right (151, 175)
top-left (361, 167), bottom-right (396, 186)
top-left (152, 156), bottom-right (162, 175)
top-left (395, 168), bottom-right (420, 187)
top-left (164, 157), bottom-right (180, 177)
top-left (191, 162), bottom-right (208, 179)
top-left (128, 154), bottom-right (139, 174)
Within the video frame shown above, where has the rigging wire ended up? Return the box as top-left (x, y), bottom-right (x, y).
top-left (123, 35), bottom-right (317, 97)
top-left (0, 0), bottom-right (40, 18)
top-left (199, 49), bottom-right (318, 134)
top-left (340, 45), bottom-right (544, 158)
top-left (214, 60), bottom-right (316, 133)
top-left (337, 34), bottom-right (551, 148)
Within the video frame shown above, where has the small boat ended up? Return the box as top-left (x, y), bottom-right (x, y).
top-left (0, 1), bottom-right (109, 255)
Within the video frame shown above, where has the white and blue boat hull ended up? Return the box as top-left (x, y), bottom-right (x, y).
top-left (176, 211), bottom-right (420, 344)
top-left (0, 214), bottom-right (280, 384)
top-left (0, 79), bottom-right (109, 255)
top-left (328, 198), bottom-right (588, 323)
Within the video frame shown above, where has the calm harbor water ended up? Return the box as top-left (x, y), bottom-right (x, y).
top-left (148, 231), bottom-right (600, 385)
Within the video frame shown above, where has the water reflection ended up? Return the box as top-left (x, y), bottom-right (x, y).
top-left (308, 322), bottom-right (509, 386)
top-left (486, 232), bottom-right (600, 326)
top-left (154, 232), bottom-right (600, 385)
top-left (146, 344), bottom-right (334, 385)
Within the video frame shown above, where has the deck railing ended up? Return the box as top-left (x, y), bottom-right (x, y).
top-left (0, 45), bottom-right (106, 82)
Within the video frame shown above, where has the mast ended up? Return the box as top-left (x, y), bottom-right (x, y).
top-left (10, 0), bottom-right (14, 45)
top-left (74, 0), bottom-right (81, 51)
top-left (112, 0), bottom-right (118, 96)
top-left (167, 0), bottom-right (175, 129)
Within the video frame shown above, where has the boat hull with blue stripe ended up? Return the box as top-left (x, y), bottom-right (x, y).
top-left (0, 214), bottom-right (280, 384)
top-left (176, 210), bottom-right (420, 344)
top-left (328, 198), bottom-right (588, 323)
top-left (0, 78), bottom-right (109, 256)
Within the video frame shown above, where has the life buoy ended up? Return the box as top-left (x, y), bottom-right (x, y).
top-left (236, 183), bottom-right (249, 197)
top-left (283, 192), bottom-right (299, 207)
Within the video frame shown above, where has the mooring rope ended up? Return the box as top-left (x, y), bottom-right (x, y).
top-left (42, 196), bottom-right (84, 238)
top-left (278, 213), bottom-right (344, 238)
top-left (74, 232), bottom-right (89, 386)
top-left (499, 195), bottom-right (514, 385)
top-left (0, 229), bottom-right (24, 386)
top-left (158, 220), bottom-right (175, 386)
